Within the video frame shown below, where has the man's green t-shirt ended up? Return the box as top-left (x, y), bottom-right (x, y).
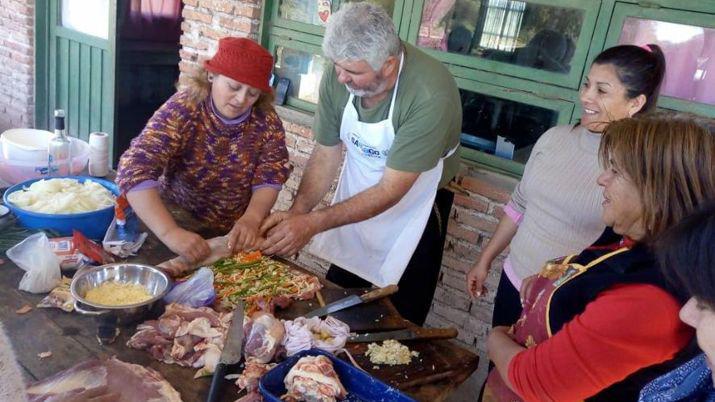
top-left (313, 43), bottom-right (462, 188)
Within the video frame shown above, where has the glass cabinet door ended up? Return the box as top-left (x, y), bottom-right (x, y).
top-left (606, 3), bottom-right (715, 117)
top-left (278, 0), bottom-right (395, 25)
top-left (456, 77), bottom-right (573, 174)
top-left (270, 0), bottom-right (403, 36)
top-left (274, 45), bottom-right (327, 105)
top-left (408, 0), bottom-right (600, 89)
top-left (269, 38), bottom-right (328, 111)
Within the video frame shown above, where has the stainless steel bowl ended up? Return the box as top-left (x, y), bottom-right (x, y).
top-left (0, 204), bottom-right (10, 227)
top-left (71, 262), bottom-right (172, 324)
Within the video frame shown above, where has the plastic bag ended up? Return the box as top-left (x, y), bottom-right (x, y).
top-left (7, 232), bottom-right (61, 293)
top-left (163, 267), bottom-right (216, 307)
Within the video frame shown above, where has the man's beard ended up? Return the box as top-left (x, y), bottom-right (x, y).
top-left (345, 75), bottom-right (389, 98)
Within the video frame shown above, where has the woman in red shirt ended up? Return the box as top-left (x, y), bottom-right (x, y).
top-left (484, 115), bottom-right (715, 401)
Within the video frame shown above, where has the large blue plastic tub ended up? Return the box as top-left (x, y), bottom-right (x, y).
top-left (259, 348), bottom-right (416, 402)
top-left (3, 176), bottom-right (118, 239)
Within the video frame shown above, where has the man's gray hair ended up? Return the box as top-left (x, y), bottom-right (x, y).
top-left (322, 2), bottom-right (401, 70)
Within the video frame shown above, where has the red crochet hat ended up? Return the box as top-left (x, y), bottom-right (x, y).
top-left (204, 37), bottom-right (274, 93)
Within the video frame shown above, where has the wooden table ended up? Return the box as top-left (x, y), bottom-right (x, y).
top-left (0, 228), bottom-right (477, 402)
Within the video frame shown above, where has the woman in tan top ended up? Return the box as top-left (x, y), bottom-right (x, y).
top-left (465, 44), bottom-right (666, 328)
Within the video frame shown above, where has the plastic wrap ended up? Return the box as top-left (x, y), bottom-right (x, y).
top-left (281, 316), bottom-right (350, 356)
top-left (163, 267), bottom-right (216, 308)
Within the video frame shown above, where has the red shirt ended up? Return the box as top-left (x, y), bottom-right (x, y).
top-left (508, 283), bottom-right (692, 401)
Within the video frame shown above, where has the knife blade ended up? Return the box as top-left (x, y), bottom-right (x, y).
top-left (304, 285), bottom-right (398, 318)
top-left (206, 301), bottom-right (245, 402)
top-left (347, 327), bottom-right (458, 343)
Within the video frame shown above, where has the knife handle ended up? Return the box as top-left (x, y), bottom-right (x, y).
top-left (412, 327), bottom-right (459, 340)
top-left (360, 284), bottom-right (399, 303)
top-left (206, 362), bottom-right (227, 402)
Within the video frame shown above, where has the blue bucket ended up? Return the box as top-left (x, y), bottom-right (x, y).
top-left (259, 348), bottom-right (416, 402)
top-left (3, 176), bottom-right (119, 240)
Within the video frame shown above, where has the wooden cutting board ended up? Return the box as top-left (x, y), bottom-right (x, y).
top-left (276, 287), bottom-right (410, 332)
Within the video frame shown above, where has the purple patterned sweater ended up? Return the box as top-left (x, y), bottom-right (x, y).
top-left (116, 91), bottom-right (291, 232)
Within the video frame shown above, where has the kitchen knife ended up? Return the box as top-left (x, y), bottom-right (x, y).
top-left (347, 327), bottom-right (458, 343)
top-left (206, 301), bottom-right (245, 402)
top-left (304, 285), bottom-right (398, 318)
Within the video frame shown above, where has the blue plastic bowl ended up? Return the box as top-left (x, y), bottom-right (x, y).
top-left (3, 176), bottom-right (118, 239)
top-left (259, 348), bottom-right (416, 402)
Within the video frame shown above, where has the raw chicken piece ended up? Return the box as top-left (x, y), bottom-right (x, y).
top-left (235, 391), bottom-right (264, 402)
top-left (244, 312), bottom-right (285, 363)
top-left (127, 303), bottom-right (231, 377)
top-left (283, 355), bottom-right (346, 402)
top-left (235, 357), bottom-right (276, 392)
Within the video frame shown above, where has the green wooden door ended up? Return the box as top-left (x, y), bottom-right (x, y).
top-left (36, 0), bottom-right (117, 158)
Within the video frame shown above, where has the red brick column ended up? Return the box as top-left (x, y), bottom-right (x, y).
top-left (0, 0), bottom-right (34, 131)
top-left (178, 0), bottom-right (262, 85)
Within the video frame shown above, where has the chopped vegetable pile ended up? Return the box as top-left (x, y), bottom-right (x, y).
top-left (209, 252), bottom-right (321, 312)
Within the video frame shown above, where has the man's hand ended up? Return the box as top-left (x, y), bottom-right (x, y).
top-left (227, 215), bottom-right (261, 253)
top-left (160, 227), bottom-right (210, 263)
top-left (260, 212), bottom-right (318, 257)
top-left (259, 211), bottom-right (292, 234)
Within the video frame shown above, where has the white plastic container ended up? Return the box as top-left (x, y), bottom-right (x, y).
top-left (0, 128), bottom-right (55, 162)
top-left (0, 138), bottom-right (90, 184)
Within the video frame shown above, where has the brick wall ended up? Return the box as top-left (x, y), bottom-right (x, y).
top-left (0, 0), bottom-right (35, 132)
top-left (178, 0), bottom-right (262, 85)
top-left (179, 0), bottom-right (519, 381)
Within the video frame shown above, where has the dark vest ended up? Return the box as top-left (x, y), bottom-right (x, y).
top-left (551, 228), bottom-right (696, 401)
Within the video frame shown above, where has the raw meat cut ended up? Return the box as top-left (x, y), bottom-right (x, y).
top-left (282, 355), bottom-right (346, 402)
top-left (26, 357), bottom-right (181, 402)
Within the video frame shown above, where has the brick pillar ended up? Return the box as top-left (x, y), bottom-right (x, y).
top-left (0, 0), bottom-right (35, 131)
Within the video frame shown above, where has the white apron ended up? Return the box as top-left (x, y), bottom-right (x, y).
top-left (310, 54), bottom-right (457, 287)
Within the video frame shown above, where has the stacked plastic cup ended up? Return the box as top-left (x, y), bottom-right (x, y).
top-left (88, 132), bottom-right (109, 177)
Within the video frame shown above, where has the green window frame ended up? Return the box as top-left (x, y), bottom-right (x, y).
top-left (455, 76), bottom-right (574, 176)
top-left (261, 0), bottom-right (715, 176)
top-left (405, 0), bottom-right (601, 89)
top-left (266, 35), bottom-right (324, 112)
top-left (261, 0), bottom-right (410, 114)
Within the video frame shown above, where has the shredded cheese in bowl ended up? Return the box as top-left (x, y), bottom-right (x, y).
top-left (84, 281), bottom-right (152, 306)
top-left (365, 339), bottom-right (419, 365)
top-left (7, 178), bottom-right (115, 214)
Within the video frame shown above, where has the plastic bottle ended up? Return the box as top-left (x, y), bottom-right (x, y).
top-left (48, 109), bottom-right (72, 177)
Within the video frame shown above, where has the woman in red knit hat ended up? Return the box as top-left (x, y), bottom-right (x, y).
top-left (116, 37), bottom-right (290, 264)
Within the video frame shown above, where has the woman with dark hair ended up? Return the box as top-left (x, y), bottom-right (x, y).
top-left (116, 38), bottom-right (290, 264)
top-left (483, 115), bottom-right (715, 401)
top-left (466, 44), bottom-right (667, 328)
top-left (638, 203), bottom-right (715, 401)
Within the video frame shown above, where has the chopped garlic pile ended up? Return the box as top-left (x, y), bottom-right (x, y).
top-left (84, 281), bottom-right (152, 306)
top-left (365, 339), bottom-right (419, 365)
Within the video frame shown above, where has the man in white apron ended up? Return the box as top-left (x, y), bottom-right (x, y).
top-left (260, 2), bottom-right (462, 325)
